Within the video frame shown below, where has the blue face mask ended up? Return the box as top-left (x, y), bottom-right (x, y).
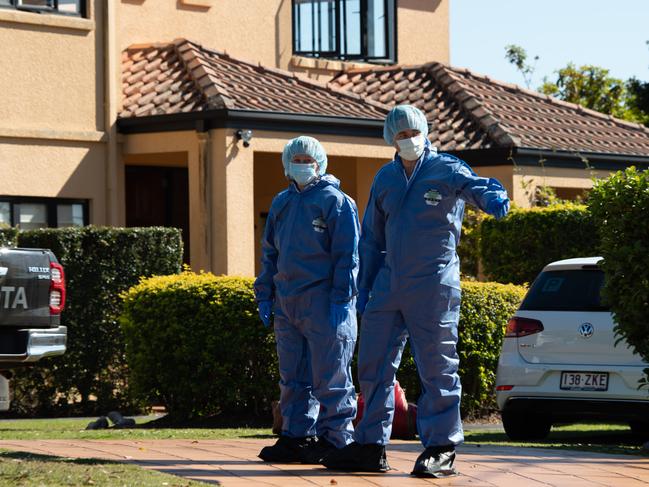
top-left (288, 162), bottom-right (318, 186)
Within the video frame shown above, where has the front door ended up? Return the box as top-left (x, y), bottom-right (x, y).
top-left (125, 166), bottom-right (189, 263)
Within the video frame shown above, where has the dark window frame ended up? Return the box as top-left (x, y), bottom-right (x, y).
top-left (0, 0), bottom-right (87, 18)
top-left (292, 0), bottom-right (397, 64)
top-left (0, 196), bottom-right (89, 228)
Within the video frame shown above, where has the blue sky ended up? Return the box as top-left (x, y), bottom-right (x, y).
top-left (450, 0), bottom-right (649, 89)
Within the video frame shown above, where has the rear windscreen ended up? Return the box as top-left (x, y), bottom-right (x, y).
top-left (520, 269), bottom-right (608, 311)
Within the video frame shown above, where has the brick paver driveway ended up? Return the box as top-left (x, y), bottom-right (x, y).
top-left (3, 439), bottom-right (649, 486)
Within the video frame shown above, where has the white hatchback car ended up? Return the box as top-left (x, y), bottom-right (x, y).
top-left (496, 257), bottom-right (649, 440)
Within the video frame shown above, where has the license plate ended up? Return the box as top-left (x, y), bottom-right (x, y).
top-left (560, 371), bottom-right (609, 391)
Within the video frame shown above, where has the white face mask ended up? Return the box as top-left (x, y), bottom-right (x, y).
top-left (396, 134), bottom-right (426, 161)
top-left (288, 162), bottom-right (318, 186)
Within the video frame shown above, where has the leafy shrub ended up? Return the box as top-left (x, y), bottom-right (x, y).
top-left (122, 273), bottom-right (526, 421)
top-left (458, 206), bottom-right (486, 279)
top-left (9, 226), bottom-right (183, 416)
top-left (0, 227), bottom-right (18, 247)
top-left (480, 204), bottom-right (599, 284)
top-left (397, 281), bottom-right (527, 418)
top-left (121, 273), bottom-right (277, 420)
top-left (588, 167), bottom-right (649, 386)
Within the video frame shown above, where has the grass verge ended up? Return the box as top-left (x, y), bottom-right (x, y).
top-left (465, 423), bottom-right (648, 456)
top-left (1, 417), bottom-right (646, 456)
top-left (0, 416), bottom-right (272, 440)
top-left (0, 450), bottom-right (207, 487)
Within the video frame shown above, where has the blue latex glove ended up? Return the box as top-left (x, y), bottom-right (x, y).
top-left (356, 289), bottom-right (370, 315)
top-left (330, 302), bottom-right (351, 329)
top-left (258, 300), bottom-right (272, 327)
top-left (487, 197), bottom-right (510, 220)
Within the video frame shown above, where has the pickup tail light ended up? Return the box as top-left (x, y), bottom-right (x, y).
top-left (505, 317), bottom-right (544, 338)
top-left (49, 262), bottom-right (66, 315)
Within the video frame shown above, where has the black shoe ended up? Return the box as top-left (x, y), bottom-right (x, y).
top-left (258, 435), bottom-right (315, 463)
top-left (300, 436), bottom-right (337, 464)
top-left (107, 411), bottom-right (136, 429)
top-left (411, 446), bottom-right (458, 478)
top-left (85, 416), bottom-right (109, 430)
top-left (322, 442), bottom-right (390, 472)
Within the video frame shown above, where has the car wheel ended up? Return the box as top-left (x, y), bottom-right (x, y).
top-left (629, 421), bottom-right (649, 438)
top-left (502, 410), bottom-right (551, 441)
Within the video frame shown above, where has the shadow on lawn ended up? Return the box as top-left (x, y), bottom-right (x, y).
top-left (468, 427), bottom-right (645, 446)
top-left (0, 450), bottom-right (122, 465)
top-left (137, 412), bottom-right (273, 431)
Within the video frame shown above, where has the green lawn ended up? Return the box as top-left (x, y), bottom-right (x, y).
top-left (465, 423), bottom-right (648, 456)
top-left (1, 416), bottom-right (647, 456)
top-left (0, 450), bottom-right (207, 487)
top-left (0, 416), bottom-right (273, 440)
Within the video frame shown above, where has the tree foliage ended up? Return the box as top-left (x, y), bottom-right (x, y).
top-left (504, 44), bottom-right (538, 88)
top-left (540, 63), bottom-right (629, 118)
top-left (626, 77), bottom-right (649, 126)
top-left (588, 168), bottom-right (649, 388)
top-left (505, 43), bottom-right (649, 125)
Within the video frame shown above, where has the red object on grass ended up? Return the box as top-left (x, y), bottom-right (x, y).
top-left (354, 380), bottom-right (417, 440)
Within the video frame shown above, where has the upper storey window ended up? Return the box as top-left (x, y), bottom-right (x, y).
top-left (0, 0), bottom-right (86, 17)
top-left (292, 0), bottom-right (396, 64)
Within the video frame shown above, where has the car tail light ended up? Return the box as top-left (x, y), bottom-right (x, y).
top-left (50, 262), bottom-right (66, 315)
top-left (496, 385), bottom-right (514, 391)
top-left (505, 317), bottom-right (544, 338)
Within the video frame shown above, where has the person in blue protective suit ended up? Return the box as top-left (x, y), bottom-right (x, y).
top-left (255, 135), bottom-right (361, 465)
top-left (322, 105), bottom-right (510, 477)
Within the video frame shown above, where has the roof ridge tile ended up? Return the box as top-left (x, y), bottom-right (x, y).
top-left (426, 64), bottom-right (520, 148)
top-left (171, 39), bottom-right (235, 109)
top-left (449, 64), bottom-right (649, 135)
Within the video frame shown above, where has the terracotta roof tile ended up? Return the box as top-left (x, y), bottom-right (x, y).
top-left (120, 39), bottom-right (389, 120)
top-left (329, 63), bottom-right (649, 156)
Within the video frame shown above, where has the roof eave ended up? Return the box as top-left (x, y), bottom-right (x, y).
top-left (116, 108), bottom-right (384, 138)
top-left (514, 146), bottom-right (649, 170)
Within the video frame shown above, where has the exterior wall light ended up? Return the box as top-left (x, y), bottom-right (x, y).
top-left (236, 129), bottom-right (253, 147)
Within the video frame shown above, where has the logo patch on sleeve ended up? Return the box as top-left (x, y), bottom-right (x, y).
top-left (312, 217), bottom-right (327, 233)
top-left (424, 189), bottom-right (443, 206)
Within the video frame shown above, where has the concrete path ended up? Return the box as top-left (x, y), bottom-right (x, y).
top-left (3, 439), bottom-right (649, 486)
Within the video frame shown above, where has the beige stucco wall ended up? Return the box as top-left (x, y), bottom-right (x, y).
top-left (512, 166), bottom-right (607, 207)
top-left (470, 165), bottom-right (515, 201)
top-left (0, 2), bottom-right (109, 228)
top-left (0, 5), bottom-right (103, 133)
top-left (117, 0), bottom-right (293, 70)
top-left (117, 0), bottom-right (449, 84)
top-left (0, 138), bottom-right (107, 225)
top-left (125, 129), bottom-right (393, 276)
top-left (398, 0), bottom-right (449, 66)
top-left (460, 164), bottom-right (615, 208)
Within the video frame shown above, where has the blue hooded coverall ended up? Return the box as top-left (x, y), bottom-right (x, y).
top-left (255, 174), bottom-right (360, 448)
top-left (354, 143), bottom-right (508, 448)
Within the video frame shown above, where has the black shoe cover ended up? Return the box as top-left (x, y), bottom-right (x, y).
top-left (300, 436), bottom-right (337, 464)
top-left (258, 435), bottom-right (315, 463)
top-left (411, 446), bottom-right (458, 478)
top-left (322, 442), bottom-right (390, 472)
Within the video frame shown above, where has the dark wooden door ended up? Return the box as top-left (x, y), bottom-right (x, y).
top-left (125, 166), bottom-right (190, 263)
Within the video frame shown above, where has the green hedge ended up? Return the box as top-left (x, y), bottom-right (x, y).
top-left (589, 167), bottom-right (649, 387)
top-left (121, 273), bottom-right (277, 420)
top-left (397, 281), bottom-right (527, 418)
top-left (457, 206), bottom-right (486, 279)
top-left (6, 226), bottom-right (183, 416)
top-left (480, 204), bottom-right (600, 284)
top-left (122, 274), bottom-right (526, 420)
top-left (0, 227), bottom-right (18, 247)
